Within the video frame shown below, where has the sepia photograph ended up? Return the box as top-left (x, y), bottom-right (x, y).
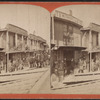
top-left (0, 4), bottom-right (50, 94)
top-left (1, 2), bottom-right (100, 97)
top-left (50, 5), bottom-right (100, 94)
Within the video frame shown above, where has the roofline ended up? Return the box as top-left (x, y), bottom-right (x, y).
top-left (90, 22), bottom-right (100, 27)
top-left (6, 24), bottom-right (28, 33)
top-left (55, 10), bottom-right (83, 23)
top-left (0, 29), bottom-right (7, 32)
top-left (54, 17), bottom-right (83, 27)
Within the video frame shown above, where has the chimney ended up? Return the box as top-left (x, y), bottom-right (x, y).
top-left (69, 10), bottom-right (72, 16)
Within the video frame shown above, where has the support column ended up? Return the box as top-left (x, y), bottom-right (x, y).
top-left (15, 33), bottom-right (18, 47)
top-left (22, 35), bottom-right (23, 50)
top-left (31, 40), bottom-right (34, 50)
top-left (6, 53), bottom-right (9, 72)
top-left (6, 31), bottom-right (9, 72)
top-left (89, 29), bottom-right (92, 50)
top-left (98, 33), bottom-right (100, 46)
top-left (6, 31), bottom-right (9, 51)
top-left (89, 29), bottom-right (92, 71)
top-left (36, 41), bottom-right (37, 50)
top-left (89, 52), bottom-right (92, 72)
top-left (51, 15), bottom-right (54, 44)
top-left (26, 37), bottom-right (28, 45)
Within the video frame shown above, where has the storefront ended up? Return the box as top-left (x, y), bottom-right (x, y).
top-left (51, 46), bottom-right (86, 82)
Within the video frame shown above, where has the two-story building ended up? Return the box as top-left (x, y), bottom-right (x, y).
top-left (51, 10), bottom-right (86, 77)
top-left (81, 23), bottom-right (100, 72)
top-left (0, 24), bottom-right (49, 73)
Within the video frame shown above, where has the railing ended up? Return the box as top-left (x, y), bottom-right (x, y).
top-left (63, 36), bottom-right (81, 46)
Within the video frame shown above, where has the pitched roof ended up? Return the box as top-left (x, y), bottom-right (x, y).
top-left (89, 23), bottom-right (100, 32)
top-left (5, 24), bottom-right (28, 36)
top-left (37, 36), bottom-right (46, 43)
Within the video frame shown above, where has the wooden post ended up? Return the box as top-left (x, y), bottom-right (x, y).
top-left (22, 35), bottom-right (23, 50)
top-left (52, 14), bottom-right (54, 44)
top-left (89, 52), bottom-right (92, 72)
top-left (6, 53), bottom-right (9, 72)
top-left (15, 33), bottom-right (17, 47)
top-left (98, 33), bottom-right (100, 46)
top-left (26, 37), bottom-right (28, 45)
top-left (34, 40), bottom-right (36, 50)
top-left (89, 29), bottom-right (92, 72)
top-left (36, 41), bottom-right (37, 50)
top-left (31, 40), bottom-right (33, 50)
top-left (6, 31), bottom-right (9, 51)
top-left (89, 29), bottom-right (92, 50)
top-left (6, 31), bottom-right (9, 72)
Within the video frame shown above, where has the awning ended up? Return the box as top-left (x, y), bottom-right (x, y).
top-left (90, 50), bottom-right (100, 53)
top-left (82, 48), bottom-right (100, 53)
top-left (0, 48), bottom-right (4, 50)
top-left (6, 50), bottom-right (35, 54)
top-left (58, 46), bottom-right (86, 50)
top-left (0, 50), bottom-right (5, 53)
top-left (80, 27), bottom-right (90, 31)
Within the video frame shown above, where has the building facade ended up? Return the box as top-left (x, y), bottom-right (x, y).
top-left (81, 23), bottom-right (100, 72)
top-left (0, 24), bottom-right (49, 73)
top-left (51, 10), bottom-right (86, 78)
top-left (51, 10), bottom-right (100, 85)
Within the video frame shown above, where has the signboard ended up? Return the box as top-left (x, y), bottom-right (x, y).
top-left (54, 10), bottom-right (83, 26)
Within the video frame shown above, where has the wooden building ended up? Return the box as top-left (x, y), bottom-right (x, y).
top-left (81, 23), bottom-right (100, 72)
top-left (51, 10), bottom-right (86, 76)
top-left (0, 24), bottom-right (48, 73)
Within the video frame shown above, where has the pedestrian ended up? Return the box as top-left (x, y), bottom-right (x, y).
top-left (36, 53), bottom-right (39, 68)
top-left (78, 58), bottom-right (84, 73)
top-left (70, 58), bottom-right (74, 74)
top-left (63, 58), bottom-right (67, 76)
top-left (91, 59), bottom-right (95, 72)
top-left (40, 52), bottom-right (44, 68)
top-left (83, 58), bottom-right (87, 72)
top-left (58, 60), bottom-right (64, 82)
top-left (29, 57), bottom-right (33, 68)
top-left (54, 60), bottom-right (58, 74)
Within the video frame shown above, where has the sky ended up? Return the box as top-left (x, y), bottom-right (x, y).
top-left (52, 5), bottom-right (100, 27)
top-left (0, 4), bottom-right (50, 45)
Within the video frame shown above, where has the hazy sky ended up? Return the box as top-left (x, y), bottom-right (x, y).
top-left (0, 4), bottom-right (50, 45)
top-left (53, 5), bottom-right (100, 27)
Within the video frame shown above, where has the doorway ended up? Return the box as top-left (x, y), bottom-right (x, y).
top-left (63, 50), bottom-right (74, 75)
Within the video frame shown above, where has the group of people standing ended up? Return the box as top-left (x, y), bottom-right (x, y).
top-left (52, 58), bottom-right (75, 82)
top-left (91, 57), bottom-right (100, 72)
top-left (0, 51), bottom-right (50, 73)
top-left (78, 56), bottom-right (100, 73)
top-left (78, 57), bottom-right (87, 73)
top-left (28, 51), bottom-right (50, 69)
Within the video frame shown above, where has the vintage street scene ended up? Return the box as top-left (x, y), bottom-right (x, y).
top-left (1, 4), bottom-right (100, 95)
top-left (50, 5), bottom-right (100, 94)
top-left (0, 4), bottom-right (50, 93)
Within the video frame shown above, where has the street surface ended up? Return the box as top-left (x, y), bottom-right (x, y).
top-left (37, 74), bottom-right (100, 94)
top-left (1, 67), bottom-right (100, 94)
top-left (0, 67), bottom-right (49, 94)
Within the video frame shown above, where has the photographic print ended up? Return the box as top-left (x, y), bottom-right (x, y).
top-left (0, 2), bottom-right (100, 99)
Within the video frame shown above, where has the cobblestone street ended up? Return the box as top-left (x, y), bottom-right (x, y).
top-left (0, 68), bottom-right (49, 94)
